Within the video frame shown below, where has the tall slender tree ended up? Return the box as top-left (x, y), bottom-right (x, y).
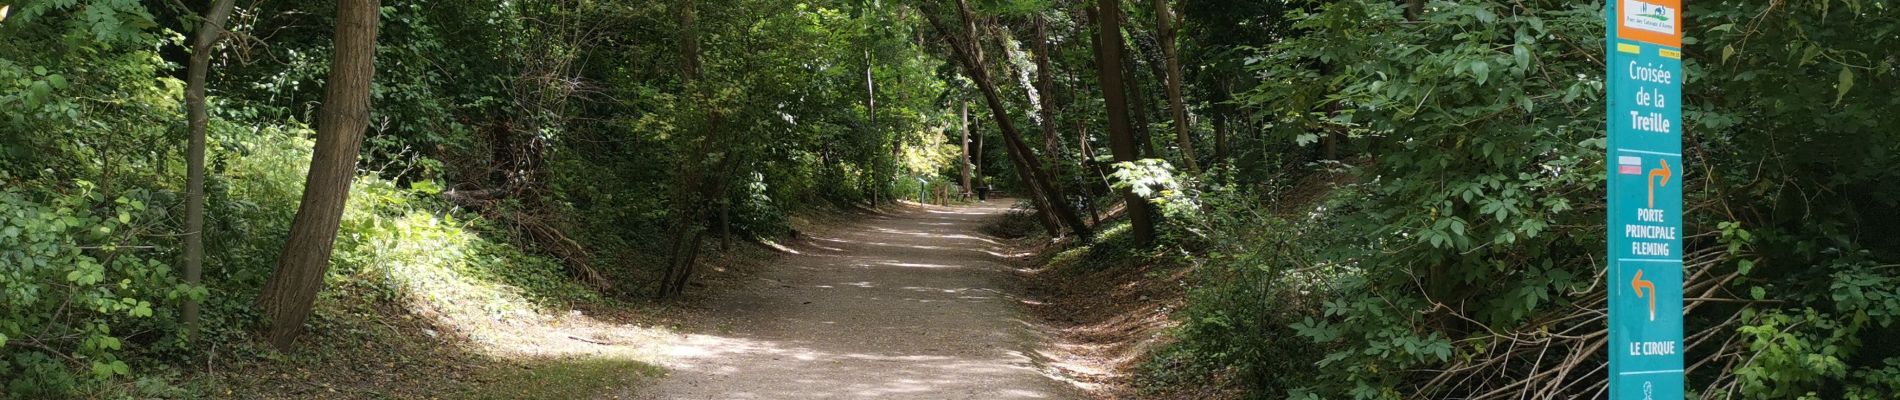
top-left (960, 100), bottom-right (972, 194)
top-left (1120, 36), bottom-right (1158, 158)
top-left (1154, 0), bottom-right (1197, 172)
top-left (1093, 0), bottom-right (1155, 244)
top-left (182, 0), bottom-right (237, 339)
top-left (658, 0), bottom-right (717, 299)
top-left (257, 0), bottom-right (380, 349)
top-left (1033, 15), bottom-right (1060, 156)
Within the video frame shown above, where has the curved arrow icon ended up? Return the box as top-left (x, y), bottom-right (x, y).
top-left (1648, 159), bottom-right (1672, 209)
top-left (1632, 269), bottom-right (1657, 321)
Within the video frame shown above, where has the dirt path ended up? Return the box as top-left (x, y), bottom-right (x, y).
top-left (630, 199), bottom-right (1082, 399)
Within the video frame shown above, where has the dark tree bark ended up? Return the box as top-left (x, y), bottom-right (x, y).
top-left (1154, 0), bottom-right (1198, 173)
top-left (928, 0), bottom-right (1090, 238)
top-left (257, 0), bottom-right (379, 350)
top-left (183, 0), bottom-right (237, 339)
top-left (1120, 40), bottom-right (1158, 159)
top-left (1210, 75), bottom-right (1235, 165)
top-left (974, 117), bottom-right (983, 190)
top-left (1033, 16), bottom-right (1060, 156)
top-left (1094, 0), bottom-right (1155, 245)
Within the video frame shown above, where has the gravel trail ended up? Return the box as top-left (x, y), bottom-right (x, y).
top-left (631, 199), bottom-right (1080, 399)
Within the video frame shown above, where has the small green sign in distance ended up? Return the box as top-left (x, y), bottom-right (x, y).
top-left (1607, 0), bottom-right (1685, 399)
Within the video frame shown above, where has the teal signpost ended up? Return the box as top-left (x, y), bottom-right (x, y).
top-left (1607, 0), bottom-right (1684, 398)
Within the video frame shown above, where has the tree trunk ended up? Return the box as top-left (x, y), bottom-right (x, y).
top-left (1154, 0), bottom-right (1197, 173)
top-left (1094, 0), bottom-right (1155, 245)
top-left (257, 0), bottom-right (379, 350)
top-left (930, 0), bottom-right (1090, 238)
top-left (1213, 110), bottom-right (1230, 164)
top-left (659, 0), bottom-right (716, 300)
top-left (959, 101), bottom-right (972, 194)
top-left (719, 195), bottom-right (730, 250)
top-left (974, 118), bottom-right (983, 191)
top-left (1034, 16), bottom-right (1060, 156)
top-left (953, 6), bottom-right (1061, 236)
top-left (183, 0), bottom-right (237, 340)
top-left (870, 48), bottom-right (889, 159)
top-left (1120, 42), bottom-right (1157, 159)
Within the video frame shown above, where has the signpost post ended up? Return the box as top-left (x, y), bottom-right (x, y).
top-left (1607, 0), bottom-right (1685, 398)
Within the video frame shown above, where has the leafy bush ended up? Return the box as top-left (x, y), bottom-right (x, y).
top-left (0, 181), bottom-right (185, 397)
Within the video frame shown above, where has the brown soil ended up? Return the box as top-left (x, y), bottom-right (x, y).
top-left (628, 199), bottom-right (1085, 399)
top-left (1007, 225), bottom-right (1201, 399)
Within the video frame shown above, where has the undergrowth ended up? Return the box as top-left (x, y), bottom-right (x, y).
top-left (3, 120), bottom-right (623, 397)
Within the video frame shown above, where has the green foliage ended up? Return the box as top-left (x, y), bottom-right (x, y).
top-left (1152, 0), bottom-right (1900, 398)
top-left (0, 182), bottom-right (181, 397)
top-left (5, 0), bottom-right (971, 392)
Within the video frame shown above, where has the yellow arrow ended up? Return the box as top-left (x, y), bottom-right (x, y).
top-left (1648, 159), bottom-right (1673, 208)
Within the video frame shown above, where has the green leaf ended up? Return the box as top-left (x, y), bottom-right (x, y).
top-left (30, 81), bottom-right (50, 102)
top-left (1751, 286), bottom-right (1767, 300)
top-left (47, 74), bottom-right (68, 90)
top-left (92, 361), bottom-right (114, 377)
top-left (1474, 8), bottom-right (1497, 24)
top-left (1722, 45), bottom-right (1735, 64)
top-left (32, 66), bottom-right (46, 75)
top-left (1471, 61), bottom-right (1490, 86)
top-left (1835, 68), bottom-right (1855, 106)
top-left (1738, 260), bottom-right (1756, 275)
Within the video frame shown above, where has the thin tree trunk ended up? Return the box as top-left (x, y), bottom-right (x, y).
top-left (1154, 0), bottom-right (1197, 173)
top-left (719, 195), bottom-right (730, 250)
top-left (1120, 42), bottom-right (1157, 159)
top-left (959, 101), bottom-right (972, 194)
top-left (929, 1), bottom-right (1089, 238)
top-left (1213, 110), bottom-right (1230, 164)
top-left (659, 0), bottom-right (715, 300)
top-left (1034, 16), bottom-right (1060, 156)
top-left (183, 0), bottom-right (237, 340)
top-left (870, 48), bottom-right (888, 158)
top-left (1094, 0), bottom-right (1155, 245)
top-left (974, 118), bottom-right (983, 192)
top-left (257, 0), bottom-right (379, 350)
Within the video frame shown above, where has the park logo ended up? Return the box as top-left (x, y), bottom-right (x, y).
top-left (1623, 0), bottom-right (1677, 35)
